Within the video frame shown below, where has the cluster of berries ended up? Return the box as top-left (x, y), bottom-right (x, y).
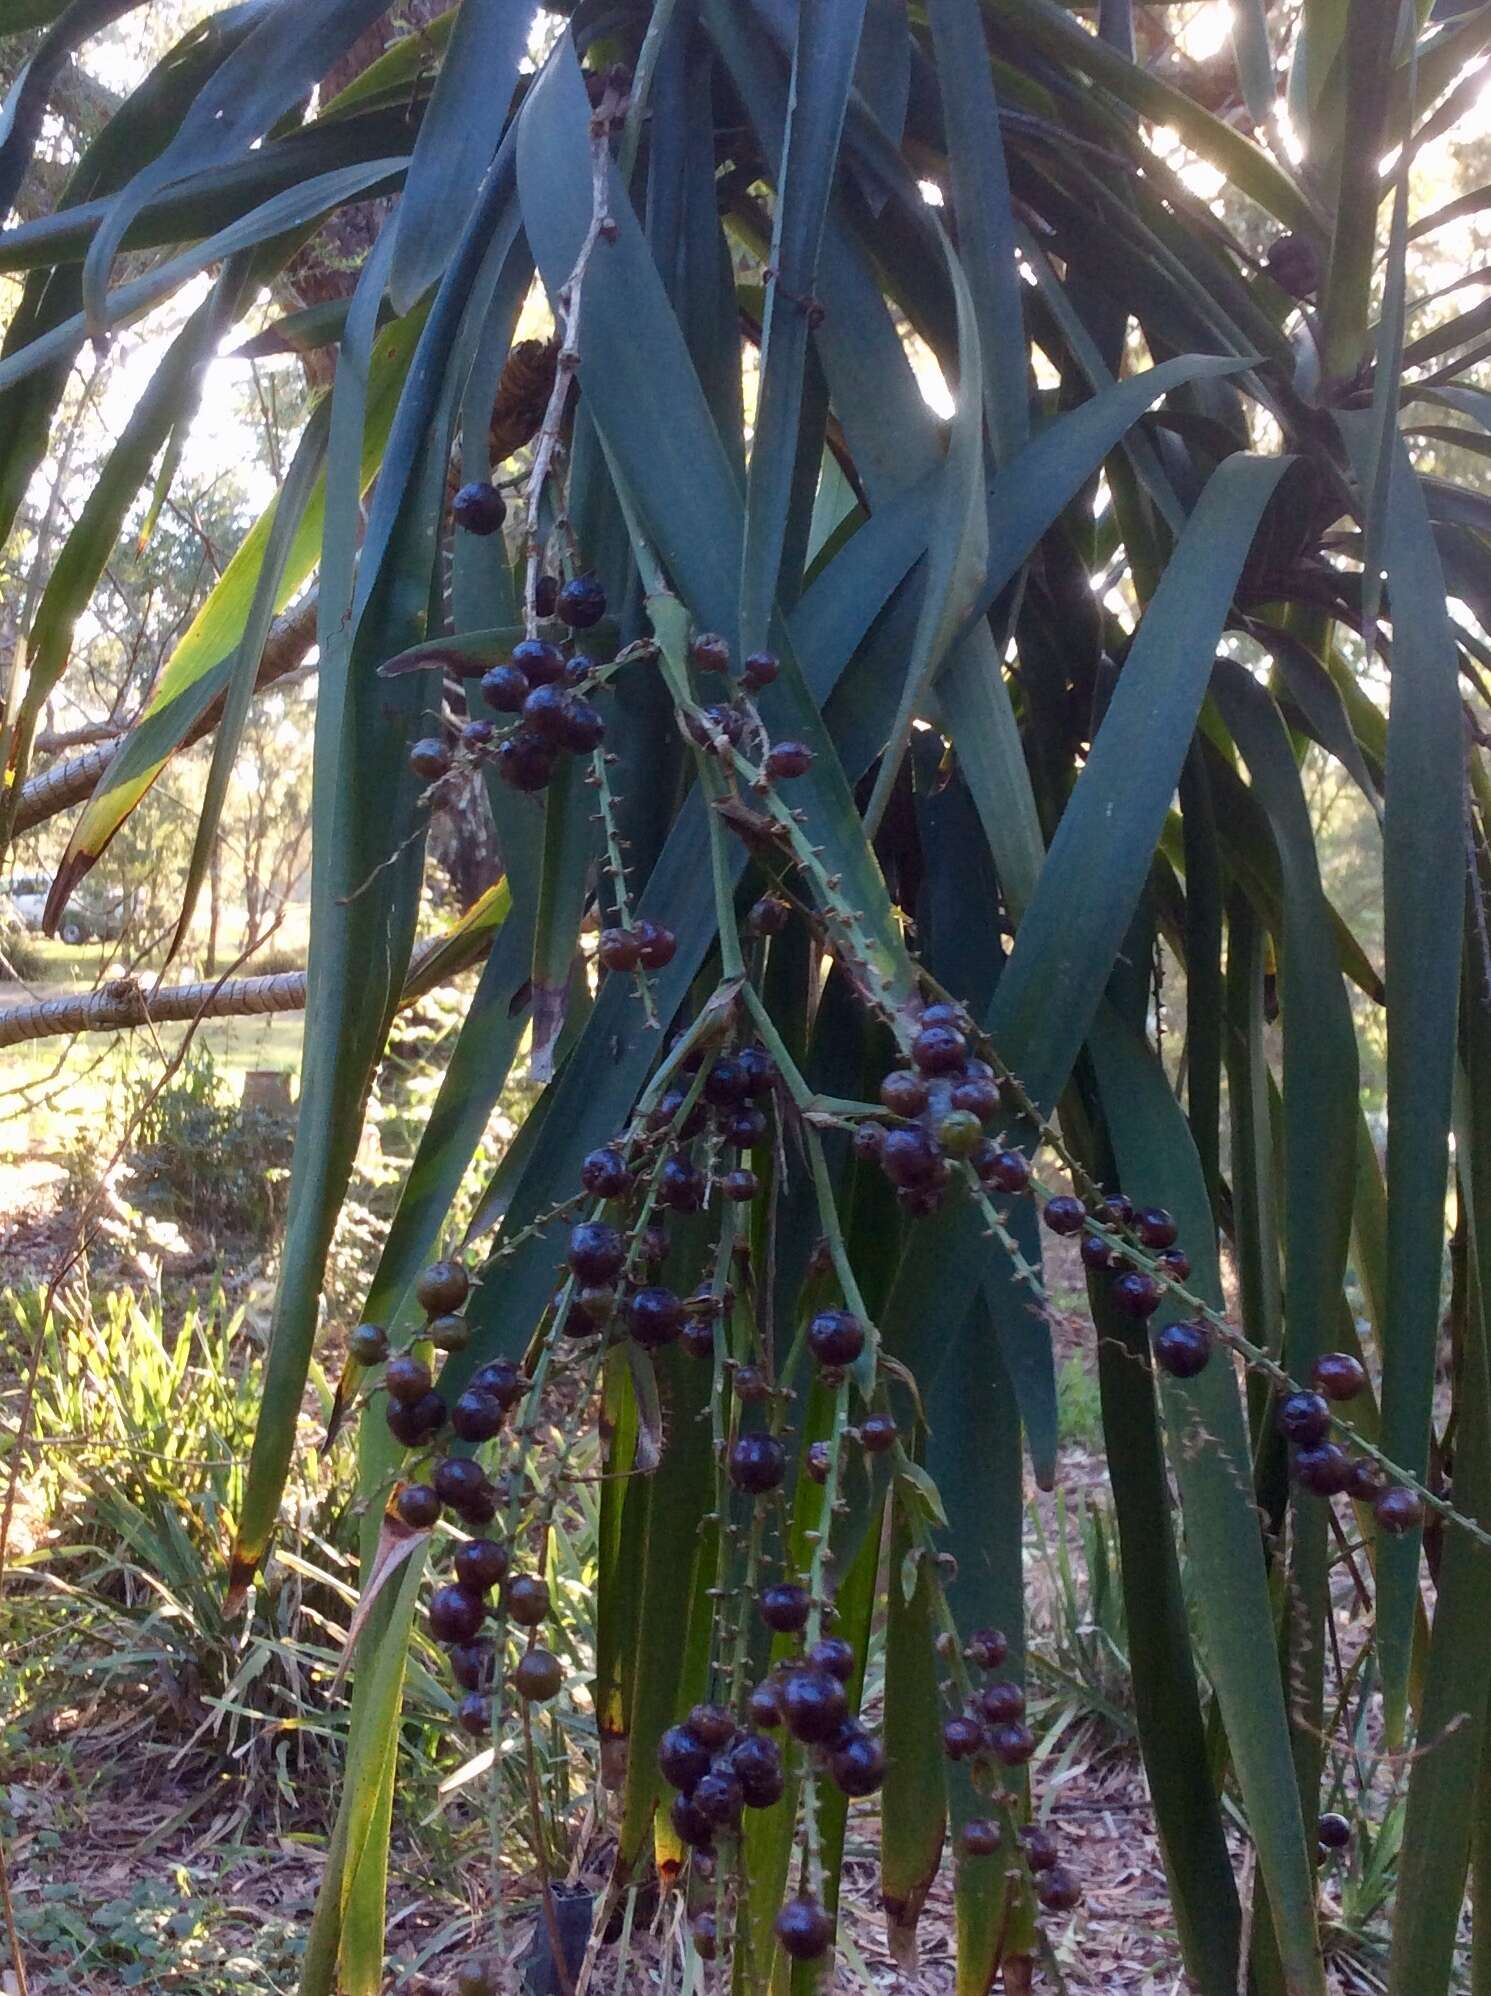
top-left (657, 1615), bottom-right (884, 1964)
top-left (676, 629), bottom-right (817, 784)
top-left (937, 1628), bottom-right (1078, 1911)
top-left (353, 1261), bottom-right (562, 1723)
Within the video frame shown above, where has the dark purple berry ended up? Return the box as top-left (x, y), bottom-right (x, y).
top-left (449, 1640), bottom-right (495, 1692)
top-left (1022, 1825), bottom-right (1059, 1872)
top-left (950, 1076), bottom-right (1000, 1122)
top-left (1080, 1233), bottom-right (1114, 1272)
top-left (807, 1637), bottom-right (856, 1683)
top-left (559, 695), bottom-right (606, 753)
top-left (808, 1310), bottom-right (864, 1367)
top-left (1279, 1391), bottom-right (1331, 1447)
top-left (453, 1538), bottom-right (509, 1593)
top-left (511, 638), bottom-right (566, 686)
top-left (495, 731), bottom-right (555, 792)
top-left (503, 1573), bottom-right (550, 1626)
top-left (691, 631), bottom-right (731, 673)
top-left (781, 1669), bottom-right (847, 1743)
top-left (693, 1766), bottom-right (743, 1828)
top-left (452, 481), bottom-right (506, 535)
top-left (731, 1730), bottom-right (785, 1807)
top-left (658, 1154), bottom-right (706, 1212)
top-left (727, 1105), bottom-right (769, 1147)
top-left (765, 740), bottom-right (813, 780)
top-left (568, 1220), bottom-right (625, 1283)
top-left (943, 1715), bottom-right (982, 1759)
top-left (580, 1147), bottom-right (630, 1198)
top-left (1317, 1811), bottom-right (1352, 1849)
top-left (470, 1358), bottom-right (524, 1409)
top-left (962, 1818), bottom-right (1001, 1857)
top-left (670, 1791), bottom-right (714, 1850)
top-left (1154, 1320), bottom-right (1212, 1378)
top-left (729, 1433), bottom-right (786, 1494)
top-left (760, 1583), bottom-right (811, 1633)
top-left (860, 1413), bottom-right (897, 1455)
top-left (626, 1287), bottom-right (685, 1349)
top-left (635, 919), bottom-right (677, 969)
top-left (911, 1024), bottom-right (968, 1076)
top-left (385, 1353), bottom-right (433, 1405)
top-left (704, 1057), bottom-right (751, 1107)
top-left (462, 719), bottom-right (495, 748)
top-left (485, 662), bottom-right (530, 710)
top-left (881, 1125), bottom-right (942, 1189)
top-left (658, 1725), bottom-right (711, 1793)
top-left (1347, 1458), bottom-right (1386, 1503)
top-left (774, 1897), bottom-right (832, 1962)
top-left (1156, 1246), bottom-right (1191, 1282)
top-left (1043, 1196), bottom-right (1085, 1237)
top-left (386, 1390), bottom-right (448, 1446)
top-left (981, 1149), bottom-right (1031, 1196)
top-left (395, 1483), bottom-right (439, 1530)
top-left (742, 651), bottom-right (779, 690)
top-left (879, 1069), bottom-right (928, 1116)
top-left (829, 1726), bottom-right (885, 1797)
top-left (853, 1123), bottom-right (885, 1164)
top-left (1110, 1270), bottom-right (1163, 1319)
top-left (533, 573), bottom-right (559, 618)
top-left (451, 1389), bottom-right (505, 1444)
top-left (1313, 1352), bottom-right (1367, 1402)
top-left (457, 1692), bottom-right (492, 1736)
top-left (1036, 1867), bottom-right (1080, 1912)
top-left (417, 1259), bottom-right (469, 1315)
top-left (409, 737), bottom-right (452, 782)
top-left (748, 1681), bottom-right (784, 1729)
top-left (521, 681), bottom-right (572, 746)
top-left (722, 1167), bottom-right (759, 1202)
top-left (1134, 1207), bottom-right (1177, 1249)
top-left (1374, 1486), bottom-right (1424, 1535)
top-left (749, 895), bottom-right (790, 935)
top-left (805, 1442), bottom-right (831, 1484)
top-left (429, 1584), bottom-right (485, 1644)
top-left (556, 574), bottom-right (606, 628)
top-left (980, 1680), bottom-right (1025, 1724)
top-left (433, 1457), bottom-right (488, 1511)
top-left (428, 1313), bottom-right (470, 1353)
top-left (597, 927), bottom-right (641, 972)
top-left (987, 1721), bottom-right (1036, 1766)
top-left (1293, 1442), bottom-right (1352, 1497)
top-left (513, 1646), bottom-right (563, 1702)
top-left (967, 1627), bottom-right (1009, 1670)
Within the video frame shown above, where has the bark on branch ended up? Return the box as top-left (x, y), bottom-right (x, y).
top-left (12, 588), bottom-right (322, 837)
top-left (0, 927), bottom-right (479, 1050)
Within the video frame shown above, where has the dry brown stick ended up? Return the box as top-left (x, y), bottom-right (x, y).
top-left (11, 587), bottom-right (321, 837)
top-left (0, 921), bottom-right (492, 1049)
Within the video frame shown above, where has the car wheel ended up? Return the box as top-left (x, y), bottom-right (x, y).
top-left (60, 916), bottom-right (87, 946)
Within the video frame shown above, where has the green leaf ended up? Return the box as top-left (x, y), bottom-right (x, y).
top-left (80, 0), bottom-right (393, 335)
top-left (1211, 660), bottom-right (1359, 1805)
top-left (927, 0), bottom-right (1028, 464)
top-left (989, 453), bottom-right (1289, 1113)
top-left (1387, 961), bottom-right (1491, 1995)
top-left (740, 0), bottom-right (867, 647)
top-left (0, 157), bottom-right (409, 396)
top-left (980, 0), bottom-right (1322, 238)
top-left (1230, 0), bottom-right (1278, 132)
top-left (528, 751), bottom-right (596, 1082)
top-left (880, 1502), bottom-right (947, 1968)
top-left (1086, 1003), bottom-right (1326, 1995)
top-left (1342, 428), bottom-right (1466, 1734)
top-left (387, 0), bottom-right (527, 315)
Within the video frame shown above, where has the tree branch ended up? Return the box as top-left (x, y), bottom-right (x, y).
top-left (12, 587), bottom-right (322, 837)
top-left (0, 922), bottom-right (489, 1049)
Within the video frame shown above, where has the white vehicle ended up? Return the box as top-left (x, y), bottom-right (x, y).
top-left (1, 872), bottom-right (123, 946)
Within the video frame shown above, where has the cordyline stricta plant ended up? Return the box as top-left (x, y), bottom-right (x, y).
top-left (7, 0), bottom-right (1491, 1990)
